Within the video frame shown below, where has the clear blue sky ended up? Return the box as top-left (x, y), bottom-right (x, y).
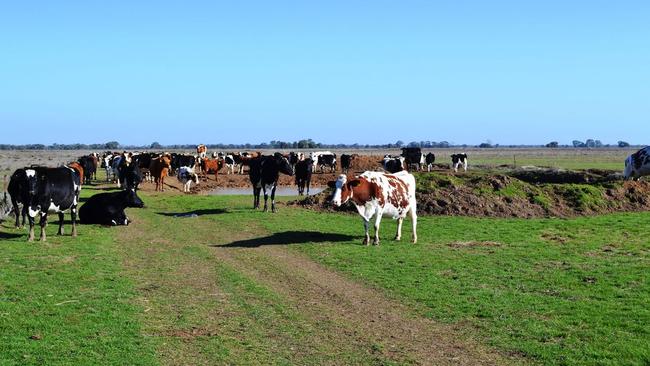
top-left (1, 1), bottom-right (648, 146)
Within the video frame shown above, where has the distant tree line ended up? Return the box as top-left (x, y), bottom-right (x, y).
top-left (0, 139), bottom-right (639, 150)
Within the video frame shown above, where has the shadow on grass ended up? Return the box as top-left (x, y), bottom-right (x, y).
top-left (0, 231), bottom-right (23, 239)
top-left (156, 208), bottom-right (229, 217)
top-left (215, 230), bottom-right (356, 248)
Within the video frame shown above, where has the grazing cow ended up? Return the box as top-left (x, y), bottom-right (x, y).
top-left (249, 153), bottom-right (294, 212)
top-left (177, 166), bottom-right (199, 192)
top-left (317, 154), bottom-right (337, 173)
top-left (79, 189), bottom-right (144, 226)
top-left (8, 168), bottom-right (31, 228)
top-left (382, 155), bottom-right (405, 173)
top-left (425, 153), bottom-right (436, 172)
top-left (329, 171), bottom-right (417, 245)
top-left (624, 146), bottom-right (650, 180)
top-left (340, 154), bottom-right (357, 174)
top-left (24, 167), bottom-right (81, 242)
top-left (150, 155), bottom-right (172, 192)
top-left (201, 158), bottom-right (225, 181)
top-left (294, 158), bottom-right (313, 196)
top-left (401, 147), bottom-right (425, 171)
top-left (67, 162), bottom-right (85, 185)
top-left (451, 154), bottom-right (468, 172)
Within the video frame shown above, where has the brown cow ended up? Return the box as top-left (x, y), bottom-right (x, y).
top-left (149, 154), bottom-right (172, 192)
top-left (67, 162), bottom-right (85, 185)
top-left (201, 158), bottom-right (225, 181)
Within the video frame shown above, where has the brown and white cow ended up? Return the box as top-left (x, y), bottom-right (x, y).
top-left (149, 154), bottom-right (172, 192)
top-left (329, 171), bottom-right (417, 245)
top-left (201, 157), bottom-right (225, 181)
top-left (196, 144), bottom-right (207, 158)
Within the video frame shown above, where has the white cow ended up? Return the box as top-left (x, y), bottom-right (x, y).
top-left (329, 171), bottom-right (417, 245)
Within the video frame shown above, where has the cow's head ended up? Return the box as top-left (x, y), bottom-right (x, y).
top-left (274, 153), bottom-right (294, 176)
top-left (328, 174), bottom-right (362, 207)
top-left (624, 155), bottom-right (635, 180)
top-left (25, 169), bottom-right (38, 195)
top-left (125, 188), bottom-right (145, 208)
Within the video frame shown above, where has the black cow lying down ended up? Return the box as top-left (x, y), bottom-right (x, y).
top-left (79, 189), bottom-right (144, 226)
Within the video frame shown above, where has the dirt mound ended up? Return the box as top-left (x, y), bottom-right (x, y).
top-left (289, 170), bottom-right (650, 218)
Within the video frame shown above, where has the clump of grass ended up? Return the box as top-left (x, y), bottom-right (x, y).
top-left (555, 184), bottom-right (607, 211)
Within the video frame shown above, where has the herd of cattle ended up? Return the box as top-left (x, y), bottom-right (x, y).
top-left (6, 144), bottom-right (650, 244)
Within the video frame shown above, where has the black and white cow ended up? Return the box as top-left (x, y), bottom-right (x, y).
top-left (382, 155), bottom-right (405, 173)
top-left (249, 153), bottom-right (294, 212)
top-left (288, 152), bottom-right (304, 170)
top-left (177, 166), bottom-right (200, 193)
top-left (310, 151), bottom-right (336, 173)
top-left (224, 154), bottom-right (236, 174)
top-left (294, 158), bottom-right (313, 196)
top-left (425, 153), bottom-right (436, 172)
top-left (118, 154), bottom-right (143, 190)
top-left (401, 147), bottom-right (425, 171)
top-left (451, 153), bottom-right (468, 172)
top-left (24, 167), bottom-right (81, 242)
top-left (79, 189), bottom-right (144, 226)
top-left (171, 154), bottom-right (196, 175)
top-left (624, 146), bottom-right (650, 180)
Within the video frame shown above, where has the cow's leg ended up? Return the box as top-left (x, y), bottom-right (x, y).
top-left (160, 176), bottom-right (165, 192)
top-left (362, 219), bottom-right (370, 245)
top-left (306, 179), bottom-right (310, 196)
top-left (395, 217), bottom-right (403, 241)
top-left (263, 187), bottom-right (269, 212)
top-left (21, 205), bottom-right (27, 228)
top-left (12, 199), bottom-right (20, 228)
top-left (71, 206), bottom-right (77, 237)
top-left (57, 212), bottom-right (65, 235)
top-left (410, 206), bottom-right (418, 244)
top-left (27, 212), bottom-right (35, 242)
top-left (271, 185), bottom-right (278, 213)
top-left (373, 214), bottom-right (382, 245)
top-left (39, 212), bottom-right (47, 242)
top-left (253, 187), bottom-right (260, 209)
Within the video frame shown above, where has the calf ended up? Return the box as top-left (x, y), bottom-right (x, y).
top-left (201, 158), bottom-right (225, 181)
top-left (249, 153), bottom-right (294, 212)
top-left (79, 189), bottom-right (144, 226)
top-left (150, 155), bottom-right (172, 192)
top-left (329, 171), bottom-right (417, 245)
top-left (382, 155), bottom-right (405, 173)
top-left (24, 167), bottom-right (81, 242)
top-left (451, 154), bottom-right (468, 172)
top-left (294, 158), bottom-right (313, 196)
top-left (425, 153), bottom-right (436, 172)
top-left (177, 166), bottom-right (200, 192)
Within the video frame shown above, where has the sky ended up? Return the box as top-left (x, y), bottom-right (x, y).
top-left (1, 1), bottom-right (648, 146)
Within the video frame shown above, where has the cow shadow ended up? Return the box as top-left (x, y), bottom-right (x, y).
top-left (0, 231), bottom-right (23, 240)
top-left (157, 208), bottom-right (229, 217)
top-left (215, 230), bottom-right (356, 248)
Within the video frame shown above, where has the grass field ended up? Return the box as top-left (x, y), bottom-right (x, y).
top-left (2, 183), bottom-right (649, 365)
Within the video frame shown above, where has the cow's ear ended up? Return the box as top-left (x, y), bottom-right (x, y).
top-left (349, 179), bottom-right (361, 187)
top-left (327, 181), bottom-right (337, 189)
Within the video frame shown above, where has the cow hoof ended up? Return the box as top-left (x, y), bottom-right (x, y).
top-left (394, 236), bottom-right (401, 241)
top-left (412, 239), bottom-right (417, 244)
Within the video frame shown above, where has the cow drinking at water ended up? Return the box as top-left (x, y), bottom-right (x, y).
top-left (329, 171), bottom-right (417, 245)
